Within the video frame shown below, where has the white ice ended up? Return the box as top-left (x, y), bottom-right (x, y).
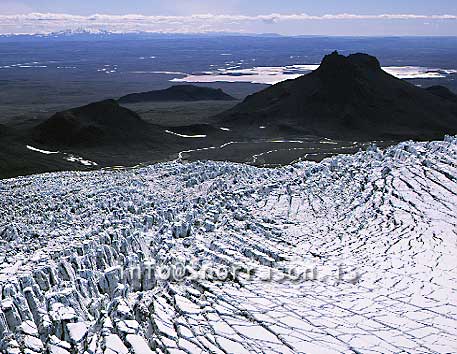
top-left (1, 136), bottom-right (457, 353)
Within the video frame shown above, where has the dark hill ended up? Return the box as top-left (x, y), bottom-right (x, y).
top-left (426, 85), bottom-right (457, 103)
top-left (0, 124), bottom-right (6, 137)
top-left (217, 52), bottom-right (457, 140)
top-left (33, 99), bottom-right (156, 146)
top-left (118, 85), bottom-right (235, 104)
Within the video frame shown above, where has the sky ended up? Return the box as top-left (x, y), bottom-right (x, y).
top-left (0, 0), bottom-right (456, 36)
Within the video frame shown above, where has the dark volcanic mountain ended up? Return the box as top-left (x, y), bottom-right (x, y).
top-left (218, 52), bottom-right (457, 139)
top-left (118, 85), bottom-right (235, 103)
top-left (33, 99), bottom-right (158, 146)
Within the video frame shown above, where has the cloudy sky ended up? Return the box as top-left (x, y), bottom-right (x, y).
top-left (0, 0), bottom-right (456, 35)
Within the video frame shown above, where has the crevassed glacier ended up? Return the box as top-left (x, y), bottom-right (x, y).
top-left (0, 137), bottom-right (456, 353)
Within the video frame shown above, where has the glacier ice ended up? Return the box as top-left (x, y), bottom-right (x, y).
top-left (0, 137), bottom-right (456, 353)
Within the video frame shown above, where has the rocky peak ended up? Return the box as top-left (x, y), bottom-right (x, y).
top-left (316, 51), bottom-right (382, 77)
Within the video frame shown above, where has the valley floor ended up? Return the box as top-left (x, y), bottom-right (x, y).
top-left (0, 137), bottom-right (456, 353)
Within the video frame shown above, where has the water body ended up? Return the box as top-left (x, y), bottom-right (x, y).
top-left (171, 65), bottom-right (457, 85)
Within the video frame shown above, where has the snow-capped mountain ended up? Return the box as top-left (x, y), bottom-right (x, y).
top-left (1, 137), bottom-right (456, 353)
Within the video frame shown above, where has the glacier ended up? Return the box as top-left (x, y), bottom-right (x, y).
top-left (0, 137), bottom-right (456, 353)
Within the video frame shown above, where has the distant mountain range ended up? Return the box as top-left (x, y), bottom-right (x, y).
top-left (118, 85), bottom-right (235, 103)
top-left (0, 31), bottom-right (285, 41)
top-left (218, 51), bottom-right (457, 140)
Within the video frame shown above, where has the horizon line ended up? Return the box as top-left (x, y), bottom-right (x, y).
top-left (1, 12), bottom-right (456, 37)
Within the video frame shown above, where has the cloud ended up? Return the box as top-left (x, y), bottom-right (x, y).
top-left (0, 12), bottom-right (456, 35)
top-left (0, 1), bottom-right (32, 15)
